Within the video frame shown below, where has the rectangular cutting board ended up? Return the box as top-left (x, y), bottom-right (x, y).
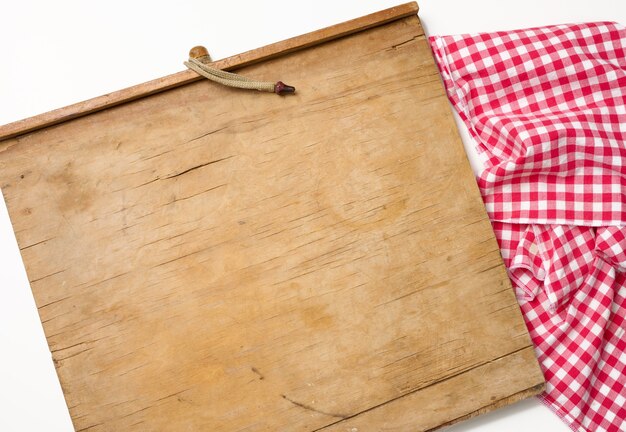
top-left (0, 3), bottom-right (544, 431)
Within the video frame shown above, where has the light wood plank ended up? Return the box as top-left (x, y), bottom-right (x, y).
top-left (0, 8), bottom-right (544, 432)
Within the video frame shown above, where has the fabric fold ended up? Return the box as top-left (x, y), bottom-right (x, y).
top-left (430, 22), bottom-right (626, 432)
top-left (431, 22), bottom-right (626, 226)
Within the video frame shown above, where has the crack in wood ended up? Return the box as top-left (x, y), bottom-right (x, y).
top-left (154, 389), bottom-right (190, 402)
top-left (20, 236), bottom-right (56, 251)
top-left (165, 183), bottom-right (227, 205)
top-left (29, 268), bottom-right (67, 284)
top-left (389, 34), bottom-right (422, 50)
top-left (281, 394), bottom-right (347, 419)
top-left (75, 423), bottom-right (103, 432)
top-left (56, 347), bottom-right (94, 362)
top-left (186, 126), bottom-right (229, 143)
top-left (163, 155), bottom-right (234, 179)
top-left (38, 294), bottom-right (73, 309)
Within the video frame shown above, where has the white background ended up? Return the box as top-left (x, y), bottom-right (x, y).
top-left (1, 1), bottom-right (625, 431)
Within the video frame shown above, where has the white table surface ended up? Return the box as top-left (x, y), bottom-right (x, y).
top-left (2, 1), bottom-right (624, 430)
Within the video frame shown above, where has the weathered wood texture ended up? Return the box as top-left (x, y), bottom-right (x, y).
top-left (0, 6), bottom-right (544, 432)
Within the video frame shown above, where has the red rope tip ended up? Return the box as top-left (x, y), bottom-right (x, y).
top-left (274, 81), bottom-right (296, 95)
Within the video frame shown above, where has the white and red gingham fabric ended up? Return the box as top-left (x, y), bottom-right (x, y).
top-left (430, 22), bottom-right (626, 432)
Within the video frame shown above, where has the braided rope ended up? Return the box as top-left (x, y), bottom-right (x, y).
top-left (184, 57), bottom-right (282, 93)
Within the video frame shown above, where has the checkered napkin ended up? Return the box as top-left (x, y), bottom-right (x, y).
top-left (430, 23), bottom-right (626, 432)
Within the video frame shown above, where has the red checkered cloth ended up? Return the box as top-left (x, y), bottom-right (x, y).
top-left (430, 22), bottom-right (626, 432)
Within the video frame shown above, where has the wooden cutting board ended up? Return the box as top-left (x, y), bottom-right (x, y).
top-left (0, 3), bottom-right (544, 431)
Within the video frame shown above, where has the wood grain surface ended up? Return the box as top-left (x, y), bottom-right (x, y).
top-left (0, 7), bottom-right (544, 432)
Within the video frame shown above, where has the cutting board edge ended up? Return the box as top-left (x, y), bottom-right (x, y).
top-left (317, 345), bottom-right (546, 431)
top-left (435, 381), bottom-right (546, 432)
top-left (0, 2), bottom-right (419, 143)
